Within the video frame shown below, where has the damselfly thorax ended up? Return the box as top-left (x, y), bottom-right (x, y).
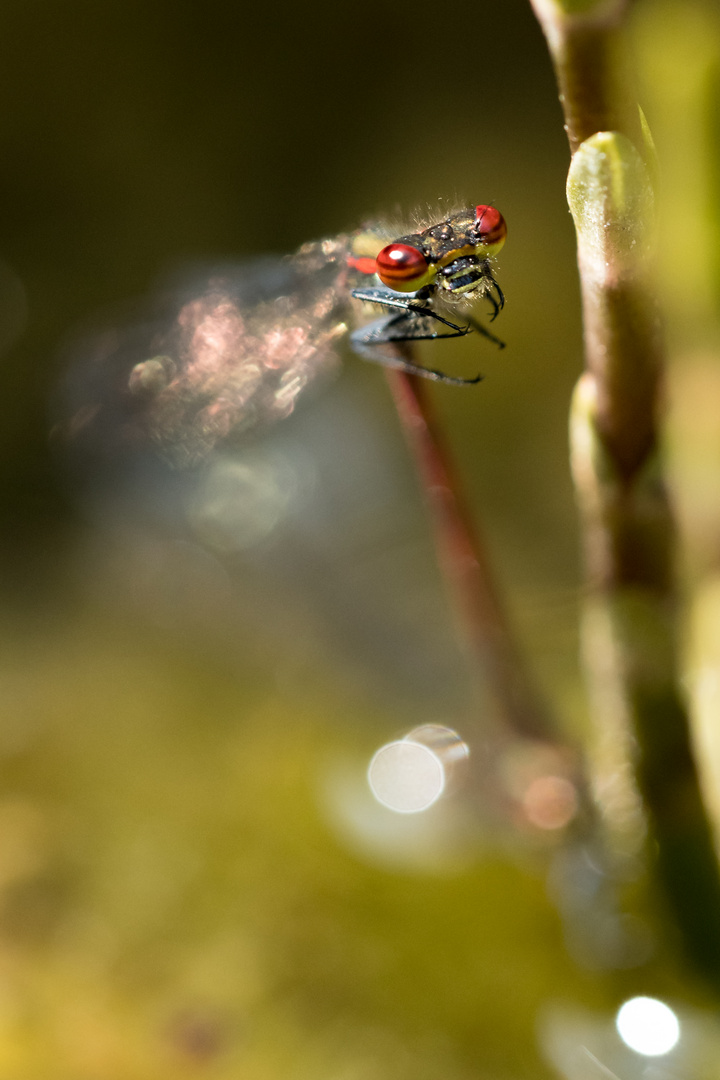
top-left (67, 205), bottom-right (506, 465)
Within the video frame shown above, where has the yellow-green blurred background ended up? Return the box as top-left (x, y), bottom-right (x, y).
top-left (0, 0), bottom-right (719, 1076)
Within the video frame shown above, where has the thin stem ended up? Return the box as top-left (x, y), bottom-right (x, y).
top-left (385, 363), bottom-right (552, 745)
top-left (531, 0), bottom-right (720, 986)
top-left (530, 0), bottom-right (641, 154)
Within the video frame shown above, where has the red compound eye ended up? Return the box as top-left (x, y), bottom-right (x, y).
top-left (474, 205), bottom-right (507, 246)
top-left (376, 243), bottom-right (429, 289)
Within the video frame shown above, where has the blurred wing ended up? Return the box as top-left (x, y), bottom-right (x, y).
top-left (60, 257), bottom-right (347, 469)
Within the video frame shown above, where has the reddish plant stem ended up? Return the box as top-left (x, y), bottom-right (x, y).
top-left (529, 0), bottom-right (640, 155)
top-left (385, 366), bottom-right (551, 744)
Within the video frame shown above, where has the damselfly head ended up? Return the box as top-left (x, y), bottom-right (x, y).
top-left (374, 205), bottom-right (507, 302)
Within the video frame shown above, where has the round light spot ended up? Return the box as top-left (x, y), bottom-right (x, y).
top-left (368, 740), bottom-right (445, 814)
top-left (187, 452), bottom-right (296, 551)
top-left (522, 775), bottom-right (578, 830)
top-left (615, 996), bottom-right (680, 1056)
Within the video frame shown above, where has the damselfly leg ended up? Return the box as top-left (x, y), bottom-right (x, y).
top-left (350, 311), bottom-right (483, 386)
top-left (485, 275), bottom-right (506, 323)
top-left (349, 278), bottom-right (503, 383)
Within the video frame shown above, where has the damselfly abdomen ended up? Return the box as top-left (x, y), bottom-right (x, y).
top-left (65, 205), bottom-right (506, 467)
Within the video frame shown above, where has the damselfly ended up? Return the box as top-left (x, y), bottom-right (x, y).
top-left (67, 205), bottom-right (506, 466)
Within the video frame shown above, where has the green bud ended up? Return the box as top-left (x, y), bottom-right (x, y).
top-left (567, 131), bottom-right (655, 276)
top-left (531, 0), bottom-right (626, 20)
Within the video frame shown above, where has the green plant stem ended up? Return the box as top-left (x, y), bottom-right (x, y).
top-left (385, 364), bottom-right (551, 745)
top-left (531, 0), bottom-right (720, 985)
top-left (529, 0), bottom-right (641, 154)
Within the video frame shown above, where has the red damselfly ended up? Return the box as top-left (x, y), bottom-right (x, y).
top-left (66, 205), bottom-right (506, 466)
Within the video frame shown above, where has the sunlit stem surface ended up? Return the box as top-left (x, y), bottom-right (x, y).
top-left (531, 0), bottom-right (720, 988)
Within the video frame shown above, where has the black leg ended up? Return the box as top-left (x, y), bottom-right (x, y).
top-left (484, 272), bottom-right (505, 322)
top-left (350, 286), bottom-right (469, 335)
top-left (352, 343), bottom-right (483, 385)
top-left (355, 312), bottom-right (471, 346)
top-left (464, 314), bottom-right (506, 349)
top-left (350, 315), bottom-right (483, 385)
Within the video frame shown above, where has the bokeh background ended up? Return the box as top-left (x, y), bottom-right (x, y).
top-left (0, 0), bottom-right (718, 1076)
